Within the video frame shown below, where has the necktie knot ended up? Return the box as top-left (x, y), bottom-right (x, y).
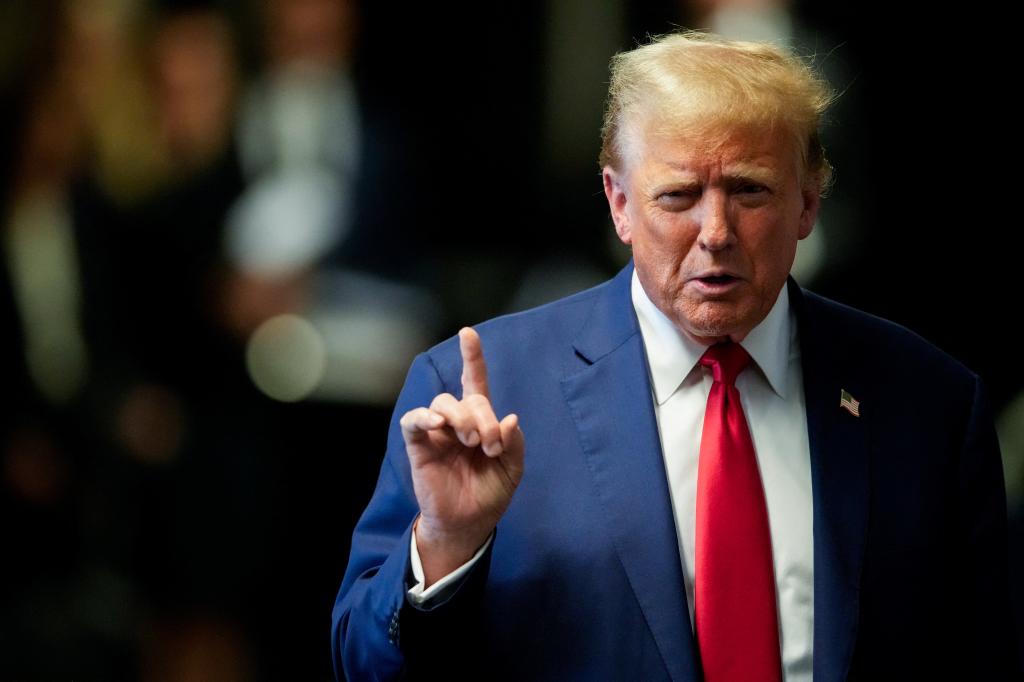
top-left (699, 342), bottom-right (751, 386)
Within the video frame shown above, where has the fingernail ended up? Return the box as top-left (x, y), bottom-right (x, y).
top-left (483, 442), bottom-right (504, 456)
top-left (465, 431), bottom-right (480, 447)
top-left (429, 414), bottom-right (443, 427)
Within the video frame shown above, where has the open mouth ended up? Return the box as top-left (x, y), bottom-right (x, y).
top-left (698, 275), bottom-right (737, 284)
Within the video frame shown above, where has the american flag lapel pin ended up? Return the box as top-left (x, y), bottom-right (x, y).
top-left (840, 389), bottom-right (861, 417)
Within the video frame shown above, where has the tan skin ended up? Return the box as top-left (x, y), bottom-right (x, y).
top-left (404, 125), bottom-right (820, 586)
top-left (401, 328), bottom-right (525, 586)
top-left (604, 126), bottom-right (820, 346)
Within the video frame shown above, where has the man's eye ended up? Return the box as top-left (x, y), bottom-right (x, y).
top-left (657, 190), bottom-right (698, 209)
top-left (738, 184), bottom-right (767, 194)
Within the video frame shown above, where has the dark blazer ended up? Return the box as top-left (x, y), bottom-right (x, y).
top-left (332, 263), bottom-right (1018, 681)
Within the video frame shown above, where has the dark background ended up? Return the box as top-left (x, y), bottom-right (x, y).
top-left (1, 0), bottom-right (1020, 678)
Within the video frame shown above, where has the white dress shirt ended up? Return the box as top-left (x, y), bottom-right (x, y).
top-left (408, 272), bottom-right (814, 681)
top-left (633, 271), bottom-right (813, 681)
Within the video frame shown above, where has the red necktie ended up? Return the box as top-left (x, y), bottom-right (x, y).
top-left (695, 342), bottom-right (782, 682)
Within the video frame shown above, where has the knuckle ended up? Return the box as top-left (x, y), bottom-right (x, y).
top-left (442, 405), bottom-right (469, 425)
top-left (430, 393), bottom-right (454, 410)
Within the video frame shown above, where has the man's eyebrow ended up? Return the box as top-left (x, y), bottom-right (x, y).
top-left (722, 164), bottom-right (778, 184)
top-left (648, 178), bottom-right (702, 197)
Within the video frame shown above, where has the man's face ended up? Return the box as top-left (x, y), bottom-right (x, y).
top-left (603, 125), bottom-right (820, 345)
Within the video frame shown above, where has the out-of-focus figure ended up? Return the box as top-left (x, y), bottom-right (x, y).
top-left (227, 0), bottom-right (436, 406)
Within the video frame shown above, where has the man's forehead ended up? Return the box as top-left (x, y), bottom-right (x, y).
top-left (637, 134), bottom-right (797, 182)
top-left (614, 112), bottom-right (798, 168)
top-left (658, 156), bottom-right (782, 179)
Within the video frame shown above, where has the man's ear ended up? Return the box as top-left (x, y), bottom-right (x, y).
top-left (603, 167), bottom-right (632, 245)
top-left (797, 183), bottom-right (821, 240)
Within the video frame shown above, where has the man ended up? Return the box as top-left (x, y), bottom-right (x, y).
top-left (332, 32), bottom-right (1018, 681)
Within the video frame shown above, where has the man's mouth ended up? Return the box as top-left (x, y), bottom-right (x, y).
top-left (691, 273), bottom-right (742, 293)
top-left (698, 275), bottom-right (737, 284)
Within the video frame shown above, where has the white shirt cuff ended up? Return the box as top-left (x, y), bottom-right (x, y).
top-left (407, 522), bottom-right (493, 606)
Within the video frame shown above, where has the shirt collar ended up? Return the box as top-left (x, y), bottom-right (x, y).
top-left (631, 269), bottom-right (793, 405)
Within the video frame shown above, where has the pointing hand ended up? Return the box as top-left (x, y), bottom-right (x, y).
top-left (400, 328), bottom-right (525, 586)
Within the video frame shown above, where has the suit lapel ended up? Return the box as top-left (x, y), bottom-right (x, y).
top-left (561, 264), bottom-right (701, 682)
top-left (790, 278), bottom-right (871, 682)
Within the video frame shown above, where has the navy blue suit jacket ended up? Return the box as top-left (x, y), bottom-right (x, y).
top-left (332, 263), bottom-right (1018, 681)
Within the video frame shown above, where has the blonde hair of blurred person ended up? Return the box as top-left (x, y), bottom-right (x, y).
top-left (62, 0), bottom-right (173, 205)
top-left (599, 31), bottom-right (833, 195)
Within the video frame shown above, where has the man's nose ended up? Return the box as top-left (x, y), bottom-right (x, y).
top-left (697, 192), bottom-right (736, 251)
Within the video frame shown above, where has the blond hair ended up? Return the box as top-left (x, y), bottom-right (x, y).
top-left (599, 31), bottom-right (835, 192)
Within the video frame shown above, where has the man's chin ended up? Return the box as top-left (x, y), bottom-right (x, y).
top-left (675, 305), bottom-right (751, 345)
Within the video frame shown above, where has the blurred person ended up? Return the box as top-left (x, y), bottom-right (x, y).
top-left (332, 31), bottom-right (1018, 681)
top-left (62, 0), bottom-right (171, 204)
top-left (0, 5), bottom-right (150, 675)
top-left (237, 0), bottom-right (359, 180)
top-left (152, 3), bottom-right (239, 172)
top-left (212, 3), bottom-right (439, 677)
top-left (229, 0), bottom-right (359, 342)
top-left (3, 40), bottom-right (90, 407)
top-left (140, 4), bottom-right (433, 679)
top-left (122, 6), bottom-right (280, 680)
top-left (227, 0), bottom-right (438, 407)
top-left (3, 2), bottom-right (267, 678)
top-left (132, 0), bottom-right (247, 389)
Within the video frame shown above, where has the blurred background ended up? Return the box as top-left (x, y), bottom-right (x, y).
top-left (0, 0), bottom-right (1020, 678)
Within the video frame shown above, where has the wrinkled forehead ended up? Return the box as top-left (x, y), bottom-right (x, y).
top-left (617, 106), bottom-right (805, 181)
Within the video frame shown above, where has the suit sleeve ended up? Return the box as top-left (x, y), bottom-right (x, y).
top-left (330, 352), bottom-right (494, 682)
top-left (954, 375), bottom-right (1022, 679)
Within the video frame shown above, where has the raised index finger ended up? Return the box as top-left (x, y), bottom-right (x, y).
top-left (459, 327), bottom-right (490, 398)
